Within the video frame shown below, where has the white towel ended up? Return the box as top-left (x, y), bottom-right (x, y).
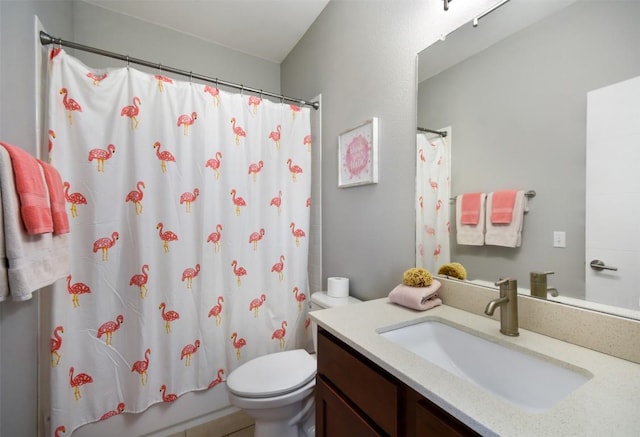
top-left (485, 190), bottom-right (528, 248)
top-left (0, 147), bottom-right (70, 301)
top-left (456, 193), bottom-right (486, 245)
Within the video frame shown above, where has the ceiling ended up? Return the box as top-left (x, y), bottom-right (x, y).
top-left (83, 0), bottom-right (331, 63)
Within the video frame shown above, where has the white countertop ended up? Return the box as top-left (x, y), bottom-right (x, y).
top-left (311, 298), bottom-right (640, 436)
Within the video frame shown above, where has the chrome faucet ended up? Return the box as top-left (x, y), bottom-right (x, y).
top-left (484, 278), bottom-right (519, 336)
top-left (530, 271), bottom-right (559, 299)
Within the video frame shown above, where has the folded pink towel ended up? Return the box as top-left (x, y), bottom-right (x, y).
top-left (0, 142), bottom-right (53, 234)
top-left (38, 160), bottom-right (70, 234)
top-left (388, 281), bottom-right (442, 311)
top-left (460, 192), bottom-right (483, 225)
top-left (491, 189), bottom-right (518, 224)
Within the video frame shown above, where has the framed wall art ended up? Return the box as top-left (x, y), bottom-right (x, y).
top-left (338, 117), bottom-right (379, 188)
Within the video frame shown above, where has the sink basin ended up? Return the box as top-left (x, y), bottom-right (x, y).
top-left (378, 318), bottom-right (591, 412)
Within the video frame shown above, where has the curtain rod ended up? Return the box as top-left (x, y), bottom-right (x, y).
top-left (417, 127), bottom-right (447, 137)
top-left (40, 31), bottom-right (320, 110)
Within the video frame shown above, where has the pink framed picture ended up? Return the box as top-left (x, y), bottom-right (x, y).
top-left (338, 117), bottom-right (379, 188)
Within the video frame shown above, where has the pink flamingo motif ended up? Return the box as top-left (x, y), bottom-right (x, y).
top-left (49, 47), bottom-right (61, 70)
top-left (129, 264), bottom-right (150, 298)
top-left (271, 255), bottom-right (285, 281)
top-left (230, 189), bottom-right (246, 216)
top-left (205, 152), bottom-right (223, 179)
top-left (425, 226), bottom-right (436, 236)
top-left (48, 129), bottom-right (56, 159)
top-left (179, 188), bottom-right (200, 213)
top-left (429, 179), bottom-right (438, 191)
top-left (306, 197), bottom-right (312, 208)
top-left (97, 315), bottom-right (124, 346)
top-left (208, 296), bottom-right (224, 326)
top-left (160, 385), bottom-right (178, 402)
top-left (154, 141), bottom-right (176, 173)
top-left (248, 160), bottom-right (263, 182)
top-left (100, 402), bottom-right (125, 421)
top-left (447, 221), bottom-right (451, 234)
top-left (54, 425), bottom-right (65, 437)
top-left (208, 369), bottom-right (225, 389)
top-left (305, 317), bottom-right (311, 335)
top-left (131, 349), bottom-right (151, 386)
top-left (156, 222), bottom-right (178, 253)
top-left (204, 85), bottom-right (220, 106)
top-left (249, 293), bottom-right (266, 317)
top-left (59, 88), bottom-right (82, 125)
top-left (270, 190), bottom-right (282, 215)
top-left (248, 228), bottom-right (265, 250)
top-left (290, 104), bottom-right (301, 119)
top-left (272, 321), bottom-right (287, 350)
top-left (69, 366), bottom-right (93, 400)
top-left (230, 117), bottom-right (246, 145)
top-left (293, 287), bottom-right (307, 311)
top-left (177, 112), bottom-right (197, 136)
top-left (125, 180), bottom-right (145, 215)
top-left (62, 182), bottom-right (87, 218)
top-left (88, 143), bottom-right (116, 173)
top-left (181, 263), bottom-right (200, 289)
top-left (93, 231), bottom-right (119, 261)
top-left (418, 149), bottom-right (427, 163)
top-left (86, 72), bottom-right (107, 86)
top-left (66, 275), bottom-right (91, 308)
top-left (50, 325), bottom-right (64, 367)
top-left (154, 74), bottom-right (173, 92)
top-left (433, 244), bottom-right (442, 260)
top-left (231, 260), bottom-right (247, 286)
top-left (269, 125), bottom-right (281, 150)
top-left (180, 340), bottom-right (200, 367)
top-left (248, 95), bottom-right (262, 113)
top-left (290, 222), bottom-right (306, 247)
top-left (419, 196), bottom-right (424, 209)
top-left (121, 96), bottom-right (142, 129)
top-left (436, 199), bottom-right (443, 212)
top-left (207, 224), bottom-right (223, 253)
top-left (231, 332), bottom-right (247, 360)
top-left (159, 302), bottom-right (180, 334)
top-left (303, 134), bottom-right (312, 151)
top-left (286, 158), bottom-right (303, 182)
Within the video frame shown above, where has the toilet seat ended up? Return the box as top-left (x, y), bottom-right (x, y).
top-left (227, 349), bottom-right (316, 398)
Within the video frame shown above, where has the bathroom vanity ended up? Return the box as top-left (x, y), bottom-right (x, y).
top-left (316, 328), bottom-right (478, 436)
top-left (311, 292), bottom-right (640, 436)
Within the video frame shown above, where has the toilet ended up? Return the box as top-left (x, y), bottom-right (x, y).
top-left (226, 291), bottom-right (362, 437)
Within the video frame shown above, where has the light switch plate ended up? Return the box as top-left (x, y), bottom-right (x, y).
top-left (553, 231), bottom-right (566, 248)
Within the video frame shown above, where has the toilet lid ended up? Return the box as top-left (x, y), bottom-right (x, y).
top-left (227, 349), bottom-right (316, 398)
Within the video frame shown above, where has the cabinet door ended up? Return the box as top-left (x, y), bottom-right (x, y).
top-left (316, 376), bottom-right (384, 437)
top-left (415, 399), bottom-right (479, 437)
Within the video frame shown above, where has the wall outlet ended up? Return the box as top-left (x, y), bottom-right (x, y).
top-left (553, 231), bottom-right (566, 248)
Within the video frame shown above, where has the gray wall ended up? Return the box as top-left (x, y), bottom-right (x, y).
top-left (417, 1), bottom-right (640, 297)
top-left (281, 0), bottom-right (497, 300)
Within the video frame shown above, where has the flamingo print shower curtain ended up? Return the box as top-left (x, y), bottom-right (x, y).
top-left (46, 49), bottom-right (311, 435)
top-left (416, 132), bottom-right (451, 271)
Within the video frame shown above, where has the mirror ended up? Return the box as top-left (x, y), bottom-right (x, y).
top-left (417, 0), bottom-right (640, 319)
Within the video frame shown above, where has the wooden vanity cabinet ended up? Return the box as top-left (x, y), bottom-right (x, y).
top-left (316, 329), bottom-right (479, 437)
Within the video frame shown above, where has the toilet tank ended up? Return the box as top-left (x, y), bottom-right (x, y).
top-left (310, 291), bottom-right (362, 353)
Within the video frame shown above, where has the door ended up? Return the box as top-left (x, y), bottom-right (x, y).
top-left (585, 75), bottom-right (640, 311)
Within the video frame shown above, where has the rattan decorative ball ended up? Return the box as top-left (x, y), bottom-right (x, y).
top-left (402, 268), bottom-right (433, 287)
top-left (437, 262), bottom-right (467, 280)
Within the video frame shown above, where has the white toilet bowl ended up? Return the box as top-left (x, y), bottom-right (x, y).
top-left (226, 292), bottom-right (362, 437)
top-left (227, 349), bottom-right (316, 437)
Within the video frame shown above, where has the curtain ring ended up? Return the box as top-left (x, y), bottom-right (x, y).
top-left (240, 85), bottom-right (244, 96)
top-left (215, 78), bottom-right (219, 89)
top-left (280, 95), bottom-right (285, 104)
top-left (189, 72), bottom-right (193, 84)
top-left (259, 90), bottom-right (263, 100)
top-left (159, 63), bottom-right (162, 74)
top-left (125, 55), bottom-right (130, 68)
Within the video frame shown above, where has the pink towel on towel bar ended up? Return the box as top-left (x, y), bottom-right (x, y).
top-left (38, 160), bottom-right (70, 234)
top-left (0, 142), bottom-right (53, 234)
top-left (388, 281), bottom-right (442, 311)
top-left (460, 192), bottom-right (483, 225)
top-left (491, 189), bottom-right (518, 224)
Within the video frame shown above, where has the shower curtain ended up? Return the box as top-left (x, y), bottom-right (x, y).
top-left (46, 49), bottom-right (311, 435)
top-left (416, 132), bottom-right (450, 272)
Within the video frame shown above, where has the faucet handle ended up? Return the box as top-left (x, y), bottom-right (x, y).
top-left (494, 277), bottom-right (516, 287)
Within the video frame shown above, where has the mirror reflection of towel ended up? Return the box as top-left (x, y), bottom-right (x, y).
top-left (456, 194), bottom-right (486, 246)
top-left (491, 189), bottom-right (518, 224)
top-left (460, 192), bottom-right (483, 225)
top-left (485, 190), bottom-right (527, 248)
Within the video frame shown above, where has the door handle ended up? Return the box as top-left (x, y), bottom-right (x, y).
top-left (590, 259), bottom-right (618, 272)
